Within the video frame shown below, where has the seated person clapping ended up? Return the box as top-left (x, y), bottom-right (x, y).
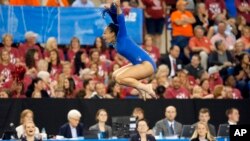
top-left (190, 122), bottom-right (215, 141)
top-left (89, 109), bottom-right (112, 138)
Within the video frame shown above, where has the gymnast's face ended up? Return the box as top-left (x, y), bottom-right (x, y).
top-left (103, 27), bottom-right (115, 44)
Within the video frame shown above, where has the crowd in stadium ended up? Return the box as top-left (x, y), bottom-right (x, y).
top-left (0, 0), bottom-right (250, 100)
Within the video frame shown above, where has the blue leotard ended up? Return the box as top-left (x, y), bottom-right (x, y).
top-left (115, 14), bottom-right (157, 72)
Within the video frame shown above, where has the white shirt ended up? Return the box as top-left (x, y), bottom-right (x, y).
top-left (228, 121), bottom-right (237, 125)
top-left (169, 55), bottom-right (176, 77)
top-left (69, 125), bottom-right (77, 138)
top-left (16, 125), bottom-right (40, 138)
top-left (167, 120), bottom-right (175, 134)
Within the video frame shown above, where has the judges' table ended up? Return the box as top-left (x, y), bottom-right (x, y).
top-left (46, 138), bottom-right (230, 141)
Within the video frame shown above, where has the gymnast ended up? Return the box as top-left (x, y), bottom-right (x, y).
top-left (102, 0), bottom-right (157, 99)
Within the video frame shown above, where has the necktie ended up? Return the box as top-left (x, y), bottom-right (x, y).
top-left (170, 123), bottom-right (175, 135)
top-left (173, 60), bottom-right (177, 72)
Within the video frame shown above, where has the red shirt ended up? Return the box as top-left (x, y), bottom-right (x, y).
top-left (236, 0), bottom-right (250, 24)
top-left (142, 0), bottom-right (165, 19)
top-left (189, 36), bottom-right (212, 53)
top-left (18, 43), bottom-right (43, 61)
top-left (209, 73), bottom-right (223, 91)
top-left (0, 63), bottom-right (15, 83)
top-left (67, 48), bottom-right (86, 62)
top-left (205, 0), bottom-right (226, 19)
top-left (164, 86), bottom-right (190, 99)
top-left (50, 64), bottom-right (63, 80)
top-left (0, 47), bottom-right (20, 64)
top-left (232, 88), bottom-right (243, 99)
top-left (142, 45), bottom-right (160, 62)
top-left (44, 48), bottom-right (65, 61)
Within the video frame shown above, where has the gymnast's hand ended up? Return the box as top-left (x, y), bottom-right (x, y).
top-left (113, 0), bottom-right (121, 8)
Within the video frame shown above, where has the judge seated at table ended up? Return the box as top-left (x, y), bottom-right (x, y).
top-left (58, 109), bottom-right (84, 138)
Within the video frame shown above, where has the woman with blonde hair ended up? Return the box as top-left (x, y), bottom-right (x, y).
top-left (190, 122), bottom-right (215, 141)
top-left (16, 109), bottom-right (40, 138)
top-left (44, 37), bottom-right (65, 61)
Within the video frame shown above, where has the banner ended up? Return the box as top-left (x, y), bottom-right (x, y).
top-left (0, 6), bottom-right (143, 45)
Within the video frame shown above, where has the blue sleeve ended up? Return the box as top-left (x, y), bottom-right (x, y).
top-left (117, 14), bottom-right (127, 37)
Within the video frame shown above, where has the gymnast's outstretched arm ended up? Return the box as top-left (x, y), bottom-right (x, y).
top-left (115, 1), bottom-right (127, 37)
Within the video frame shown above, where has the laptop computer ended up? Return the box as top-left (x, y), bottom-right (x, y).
top-left (180, 125), bottom-right (195, 138)
top-left (83, 130), bottom-right (99, 139)
top-left (217, 124), bottom-right (230, 137)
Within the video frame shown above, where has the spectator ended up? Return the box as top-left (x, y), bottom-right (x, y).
top-left (9, 0), bottom-right (40, 6)
top-left (37, 59), bottom-right (48, 72)
top-left (190, 122), bottom-right (215, 141)
top-left (225, 108), bottom-right (240, 125)
top-left (142, 34), bottom-right (160, 63)
top-left (132, 107), bottom-right (145, 121)
top-left (224, 75), bottom-right (243, 99)
top-left (52, 87), bottom-right (65, 98)
top-left (44, 37), bottom-right (65, 62)
top-left (200, 79), bottom-right (214, 99)
top-left (142, 0), bottom-right (165, 49)
top-left (158, 45), bottom-right (182, 78)
top-left (184, 54), bottom-right (204, 80)
top-left (193, 3), bottom-right (209, 30)
top-left (207, 66), bottom-right (223, 91)
top-left (232, 40), bottom-right (245, 63)
top-left (213, 84), bottom-right (226, 99)
top-left (235, 0), bottom-right (250, 25)
top-left (155, 65), bottom-right (170, 88)
top-left (177, 69), bottom-right (195, 93)
top-left (205, 0), bottom-right (226, 24)
top-left (189, 25), bottom-right (214, 70)
top-left (210, 22), bottom-right (236, 50)
top-left (24, 49), bottom-right (39, 77)
top-left (67, 37), bottom-right (85, 63)
top-left (0, 89), bottom-right (10, 98)
top-left (0, 34), bottom-right (20, 64)
top-left (99, 0), bottom-right (113, 8)
top-left (91, 82), bottom-right (113, 99)
top-left (63, 77), bottom-right (77, 98)
top-left (233, 53), bottom-right (250, 98)
top-left (236, 15), bottom-right (247, 38)
top-left (18, 31), bottom-right (42, 61)
top-left (130, 119), bottom-right (156, 141)
top-left (93, 37), bottom-right (115, 61)
top-left (0, 49), bottom-right (15, 84)
top-left (164, 76), bottom-right (190, 99)
top-left (11, 82), bottom-right (26, 98)
top-left (238, 26), bottom-right (250, 50)
top-left (208, 40), bottom-right (234, 79)
top-left (16, 109), bottom-right (40, 139)
top-left (71, 0), bottom-right (95, 7)
top-left (82, 79), bottom-right (96, 99)
top-left (48, 49), bottom-right (63, 79)
top-left (74, 51), bottom-right (87, 76)
top-left (107, 81), bottom-right (122, 98)
top-left (58, 109), bottom-right (84, 138)
top-left (45, 0), bottom-right (69, 6)
top-left (20, 121), bottom-right (41, 141)
top-left (171, 0), bottom-right (196, 64)
top-left (26, 78), bottom-right (49, 98)
top-left (192, 108), bottom-right (216, 137)
top-left (89, 109), bottom-right (112, 138)
top-left (154, 106), bottom-right (182, 137)
top-left (191, 85), bottom-right (204, 99)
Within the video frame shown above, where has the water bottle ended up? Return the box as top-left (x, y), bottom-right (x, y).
top-left (159, 131), bottom-right (163, 139)
top-left (41, 128), bottom-right (47, 140)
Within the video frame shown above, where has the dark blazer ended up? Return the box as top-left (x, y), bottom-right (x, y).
top-left (158, 54), bottom-right (183, 76)
top-left (58, 123), bottom-right (84, 138)
top-left (130, 133), bottom-right (156, 141)
top-left (208, 50), bottom-right (234, 68)
top-left (89, 123), bottom-right (112, 138)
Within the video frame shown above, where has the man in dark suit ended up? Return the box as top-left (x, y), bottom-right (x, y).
top-left (225, 107), bottom-right (240, 125)
top-left (154, 106), bottom-right (182, 137)
top-left (157, 45), bottom-right (182, 78)
top-left (58, 109), bottom-right (84, 138)
top-left (192, 108), bottom-right (216, 137)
